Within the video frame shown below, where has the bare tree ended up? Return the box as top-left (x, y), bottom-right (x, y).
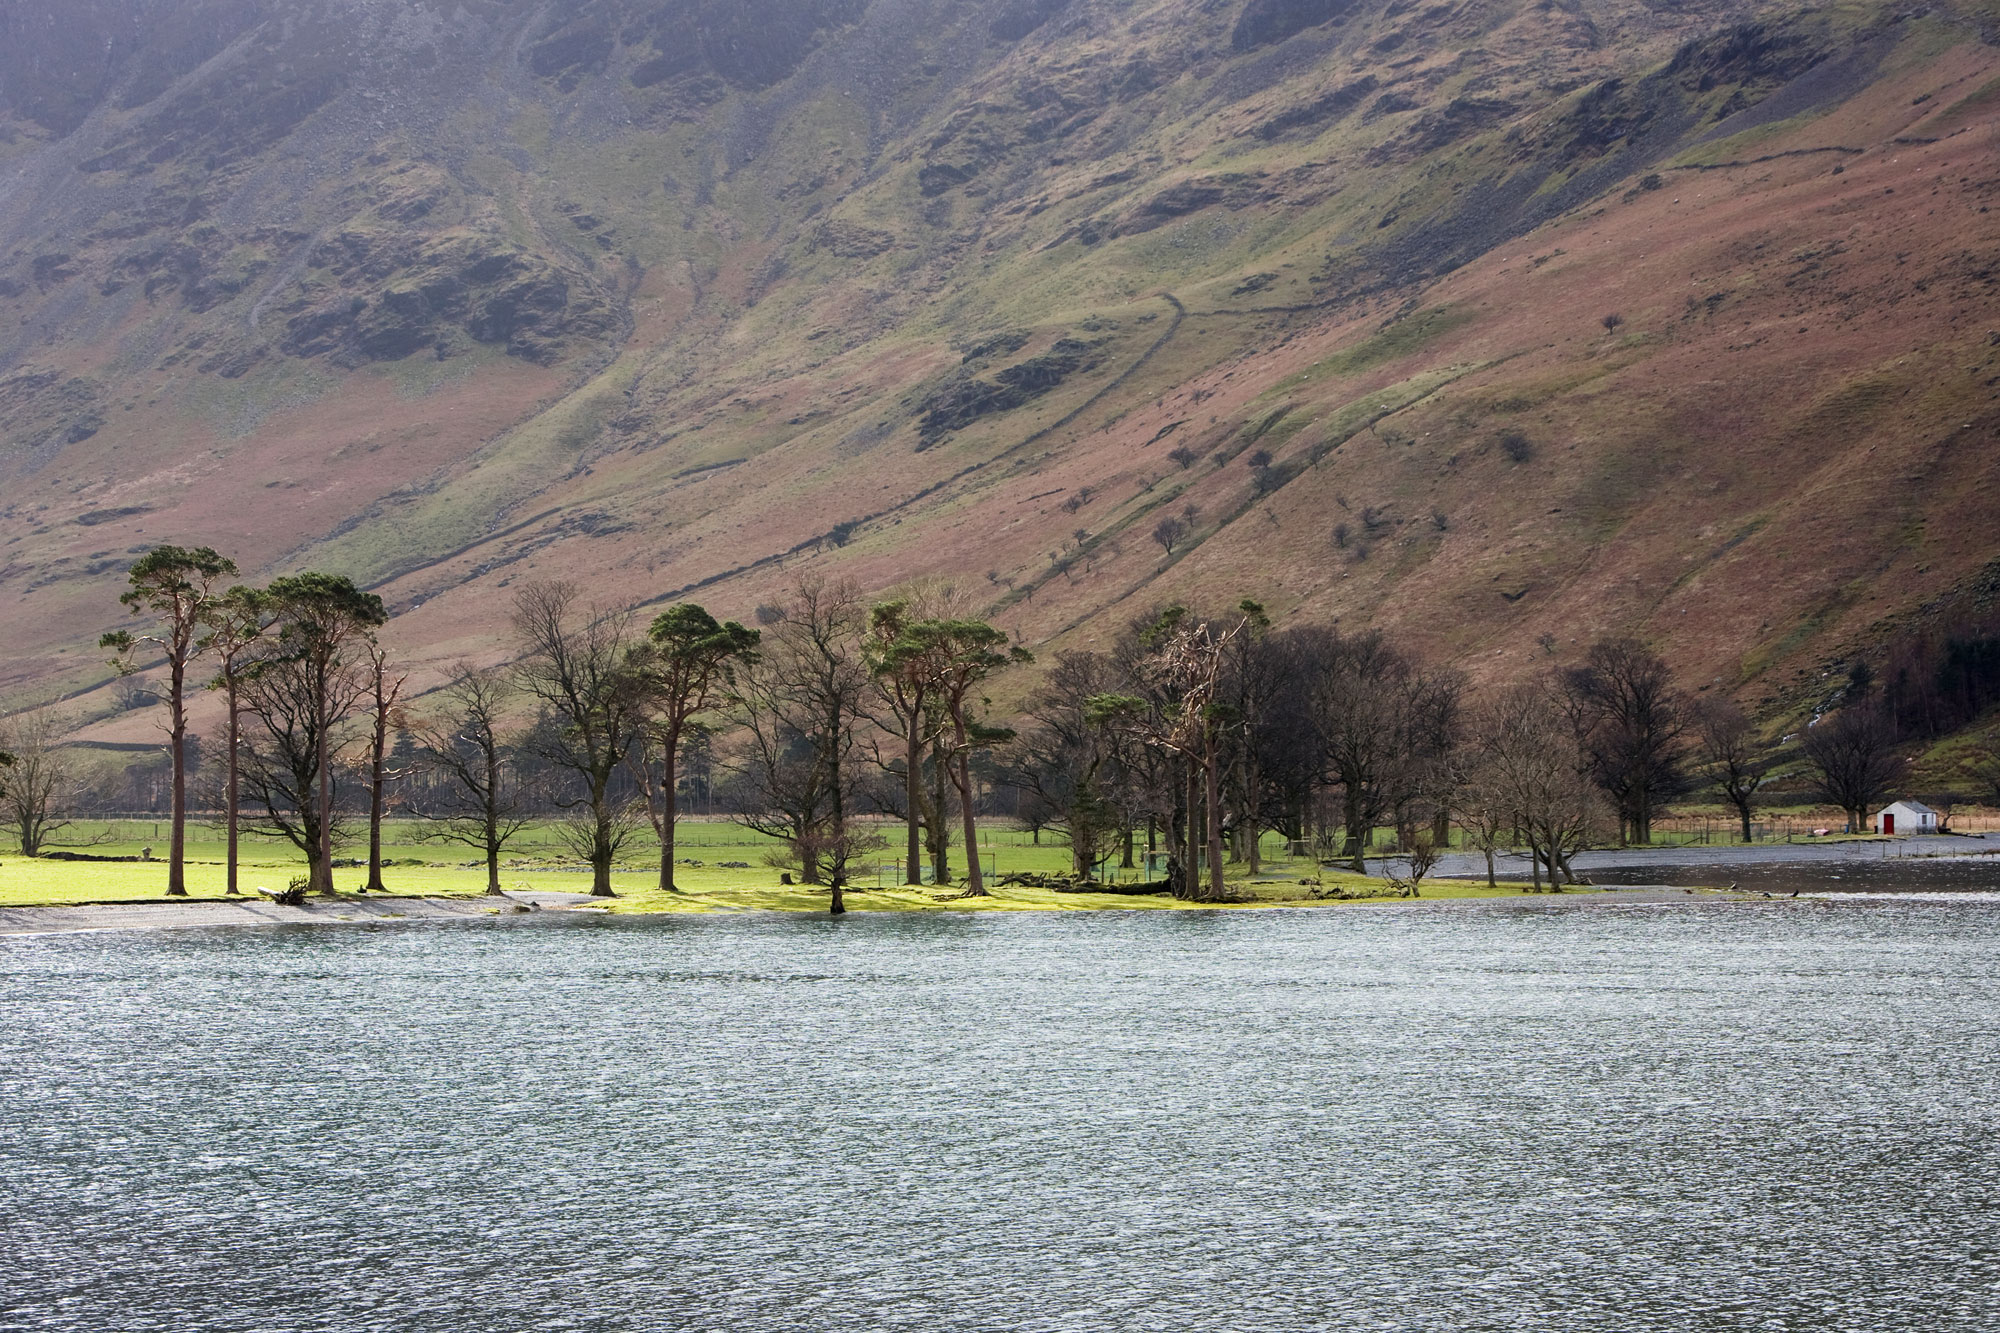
top-left (1802, 708), bottom-right (1902, 832)
top-left (1562, 639), bottom-right (1690, 844)
top-left (1216, 600), bottom-right (1280, 872)
top-left (253, 574), bottom-right (385, 895)
top-left (1151, 515), bottom-right (1189, 556)
top-left (999, 651), bottom-right (1126, 878)
top-left (412, 664), bottom-right (534, 895)
top-left (360, 638), bottom-right (409, 894)
top-left (204, 586), bottom-right (275, 896)
top-left (100, 545), bottom-right (238, 896)
top-left (512, 582), bottom-right (645, 896)
top-left (237, 634), bottom-right (364, 889)
top-left (1384, 829), bottom-right (1441, 897)
top-left (1307, 630), bottom-right (1451, 873)
top-left (1480, 681), bottom-right (1606, 889)
top-left (1095, 608), bottom-right (1245, 902)
top-left (730, 577), bottom-right (874, 912)
top-left (0, 712), bottom-right (85, 856)
top-left (1455, 747), bottom-right (1516, 888)
top-left (1695, 699), bottom-right (1770, 842)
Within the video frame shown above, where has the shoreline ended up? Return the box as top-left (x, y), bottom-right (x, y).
top-left (0, 892), bottom-right (590, 937)
top-left (0, 885), bottom-right (1782, 937)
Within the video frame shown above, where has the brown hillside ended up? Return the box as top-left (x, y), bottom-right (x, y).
top-left (0, 0), bottom-right (1995, 741)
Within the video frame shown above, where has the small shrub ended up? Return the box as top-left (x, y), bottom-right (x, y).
top-left (1247, 448), bottom-right (1273, 470)
top-left (1332, 522), bottom-right (1351, 550)
top-left (1601, 312), bottom-right (1624, 334)
top-left (1252, 461), bottom-right (1294, 496)
top-left (1498, 429), bottom-right (1533, 463)
top-left (1167, 445), bottom-right (1199, 470)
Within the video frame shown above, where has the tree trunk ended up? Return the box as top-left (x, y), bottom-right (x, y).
top-left (1184, 761), bottom-right (1202, 898)
top-left (1483, 845), bottom-right (1495, 888)
top-left (904, 726), bottom-right (924, 885)
top-left (799, 827), bottom-right (823, 885)
top-left (953, 725), bottom-right (985, 897)
top-left (659, 721), bottom-right (681, 893)
top-left (592, 824), bottom-right (614, 894)
top-left (224, 686), bottom-right (241, 896)
top-left (828, 702), bottom-right (848, 914)
top-left (314, 692), bottom-right (335, 896)
top-left (1736, 798), bottom-right (1753, 843)
top-left (590, 776), bottom-right (615, 896)
top-left (929, 753), bottom-right (951, 884)
top-left (1167, 770), bottom-right (1188, 897)
top-left (167, 658), bottom-right (188, 896)
top-left (1121, 824), bottom-right (1135, 870)
top-left (366, 705), bottom-right (388, 894)
top-left (1343, 786), bottom-right (1367, 874)
top-left (1204, 743), bottom-right (1225, 902)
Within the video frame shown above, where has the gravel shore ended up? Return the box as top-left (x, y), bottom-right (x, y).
top-left (0, 891), bottom-right (602, 936)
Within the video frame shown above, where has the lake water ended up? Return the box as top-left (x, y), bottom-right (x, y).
top-left (3, 902), bottom-right (1997, 1331)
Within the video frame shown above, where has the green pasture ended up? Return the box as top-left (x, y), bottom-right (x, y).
top-left (0, 819), bottom-right (1545, 911)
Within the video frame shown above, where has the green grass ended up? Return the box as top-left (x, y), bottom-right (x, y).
top-left (0, 819), bottom-right (1547, 912)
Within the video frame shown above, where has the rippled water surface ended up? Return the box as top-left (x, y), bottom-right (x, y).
top-left (4, 902), bottom-right (1998, 1332)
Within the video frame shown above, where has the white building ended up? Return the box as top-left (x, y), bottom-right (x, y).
top-left (1876, 800), bottom-right (1939, 836)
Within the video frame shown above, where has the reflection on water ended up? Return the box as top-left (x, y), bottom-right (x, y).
top-left (3, 904), bottom-right (1997, 1332)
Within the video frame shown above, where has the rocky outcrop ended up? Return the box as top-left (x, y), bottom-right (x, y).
top-left (0, 369), bottom-right (105, 472)
top-left (276, 234), bottom-right (614, 366)
top-left (1230, 0), bottom-right (1355, 52)
top-left (915, 336), bottom-right (1105, 447)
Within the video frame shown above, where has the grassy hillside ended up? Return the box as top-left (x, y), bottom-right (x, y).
top-left (0, 0), bottom-right (1995, 740)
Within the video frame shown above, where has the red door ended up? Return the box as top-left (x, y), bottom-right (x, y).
top-left (1883, 813), bottom-right (1895, 836)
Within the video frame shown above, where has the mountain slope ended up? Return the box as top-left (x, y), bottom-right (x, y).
top-left (1, 0), bottom-right (1997, 735)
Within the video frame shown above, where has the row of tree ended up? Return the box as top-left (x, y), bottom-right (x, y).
top-left (27, 547), bottom-right (1982, 913)
top-left (86, 550), bottom-right (1037, 914)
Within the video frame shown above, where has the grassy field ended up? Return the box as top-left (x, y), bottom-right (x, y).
top-left (0, 819), bottom-right (1545, 912)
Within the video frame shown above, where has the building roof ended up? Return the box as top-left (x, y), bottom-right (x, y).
top-left (1879, 800), bottom-right (1937, 815)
